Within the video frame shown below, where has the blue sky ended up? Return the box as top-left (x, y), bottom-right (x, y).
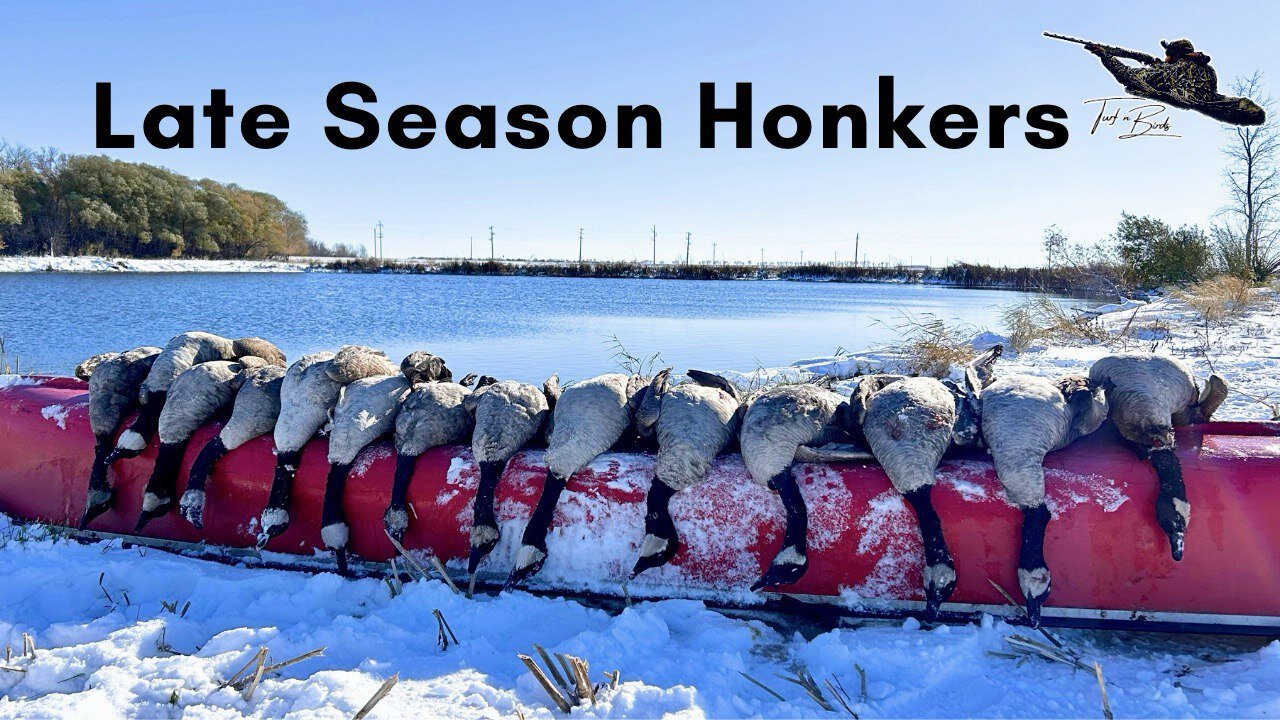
top-left (2, 1), bottom-right (1276, 266)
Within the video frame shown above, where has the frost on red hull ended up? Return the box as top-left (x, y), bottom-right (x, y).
top-left (2, 377), bottom-right (1280, 618)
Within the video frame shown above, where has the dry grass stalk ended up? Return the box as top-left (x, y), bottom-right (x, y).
top-left (21, 633), bottom-right (35, 658)
top-left (382, 531), bottom-right (429, 581)
top-left (520, 645), bottom-right (616, 713)
top-left (0, 338), bottom-right (19, 375)
top-left (824, 676), bottom-right (859, 718)
top-left (386, 558), bottom-right (403, 598)
top-left (428, 556), bottom-right (462, 595)
top-left (221, 648), bottom-right (265, 689)
top-left (739, 671), bottom-right (786, 701)
top-left (533, 644), bottom-right (567, 688)
top-left (1094, 661), bottom-right (1113, 720)
top-left (352, 673), bottom-right (399, 720)
top-left (519, 654), bottom-right (572, 713)
top-left (886, 313), bottom-right (976, 378)
top-left (1177, 274), bottom-right (1260, 322)
top-left (241, 646), bottom-right (269, 701)
top-left (156, 629), bottom-right (181, 656)
top-left (232, 648), bottom-right (326, 690)
top-left (0, 665), bottom-right (26, 674)
top-left (383, 530), bottom-right (460, 594)
top-left (434, 609), bottom-right (459, 650)
top-left (853, 664), bottom-right (867, 703)
top-left (776, 667), bottom-right (835, 712)
top-left (569, 656), bottom-right (596, 706)
top-left (987, 580), bottom-right (1064, 649)
top-left (1001, 297), bottom-right (1109, 352)
top-left (98, 572), bottom-right (113, 604)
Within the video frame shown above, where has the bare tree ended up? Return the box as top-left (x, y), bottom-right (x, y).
top-left (1042, 224), bottom-right (1067, 270)
top-left (1216, 71), bottom-right (1280, 278)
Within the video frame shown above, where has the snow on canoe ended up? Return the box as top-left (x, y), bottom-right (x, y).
top-left (3, 375), bottom-right (1280, 630)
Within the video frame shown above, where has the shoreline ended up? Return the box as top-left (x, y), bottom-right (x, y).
top-left (0, 255), bottom-right (1107, 298)
top-left (760, 290), bottom-right (1280, 422)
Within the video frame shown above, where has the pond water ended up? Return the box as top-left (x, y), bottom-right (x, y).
top-left (0, 273), bottom-right (1058, 381)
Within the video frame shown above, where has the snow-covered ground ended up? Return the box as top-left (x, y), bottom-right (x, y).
top-left (0, 256), bottom-right (306, 273)
top-left (2, 290), bottom-right (1280, 718)
top-left (781, 290), bottom-right (1280, 422)
top-left (2, 517), bottom-right (1278, 719)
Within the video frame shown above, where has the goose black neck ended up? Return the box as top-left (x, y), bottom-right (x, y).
top-left (904, 485), bottom-right (951, 567)
top-left (128, 394), bottom-right (164, 440)
top-left (1019, 504), bottom-right (1051, 572)
top-left (644, 478), bottom-right (678, 537)
top-left (267, 449), bottom-right (302, 510)
top-left (520, 470), bottom-right (568, 551)
top-left (88, 434), bottom-right (113, 492)
top-left (474, 460), bottom-right (505, 527)
top-left (390, 453), bottom-right (418, 510)
top-left (185, 435), bottom-right (228, 494)
top-left (321, 463), bottom-right (353, 528)
top-left (769, 471), bottom-right (809, 554)
top-left (1150, 447), bottom-right (1186, 501)
top-left (144, 441), bottom-right (189, 500)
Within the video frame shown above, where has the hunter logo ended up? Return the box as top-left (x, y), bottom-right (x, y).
top-left (1085, 97), bottom-right (1179, 139)
top-left (1046, 31), bottom-right (1267, 128)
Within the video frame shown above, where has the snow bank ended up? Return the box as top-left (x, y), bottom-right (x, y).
top-left (757, 293), bottom-right (1280, 422)
top-left (0, 256), bottom-right (306, 273)
top-left (0, 521), bottom-right (1276, 718)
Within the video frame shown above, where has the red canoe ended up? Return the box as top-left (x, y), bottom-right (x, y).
top-left (3, 375), bottom-right (1280, 631)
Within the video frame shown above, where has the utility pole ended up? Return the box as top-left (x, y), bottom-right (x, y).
top-left (800, 250), bottom-right (804, 264)
top-left (651, 226), bottom-right (657, 265)
top-left (469, 236), bottom-right (473, 260)
top-left (489, 226), bottom-right (495, 260)
top-left (374, 221), bottom-right (384, 260)
top-left (854, 232), bottom-right (859, 268)
top-left (685, 232), bottom-right (691, 265)
top-left (760, 247), bottom-right (765, 267)
top-left (579, 227), bottom-right (584, 263)
top-left (712, 242), bottom-right (717, 264)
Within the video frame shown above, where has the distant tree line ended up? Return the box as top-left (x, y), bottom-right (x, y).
top-left (0, 141), bottom-right (332, 259)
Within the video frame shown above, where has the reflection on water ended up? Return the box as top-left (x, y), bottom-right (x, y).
top-left (0, 273), bottom-right (1055, 381)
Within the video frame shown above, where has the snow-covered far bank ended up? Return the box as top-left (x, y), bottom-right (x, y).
top-left (0, 520), bottom-right (1276, 719)
top-left (757, 290), bottom-right (1280, 422)
top-left (0, 256), bottom-right (307, 273)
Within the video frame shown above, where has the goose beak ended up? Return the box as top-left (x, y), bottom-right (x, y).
top-left (1025, 593), bottom-right (1046, 628)
top-left (79, 489), bottom-right (115, 529)
top-left (505, 545), bottom-right (547, 590)
top-left (133, 507), bottom-right (165, 534)
top-left (630, 534), bottom-right (679, 580)
top-left (750, 559), bottom-right (808, 592)
top-left (256, 509), bottom-right (291, 548)
top-left (467, 543), bottom-right (495, 576)
top-left (1168, 531), bottom-right (1185, 561)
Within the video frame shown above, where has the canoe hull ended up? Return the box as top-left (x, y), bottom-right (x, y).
top-left (4, 376), bottom-right (1280, 628)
